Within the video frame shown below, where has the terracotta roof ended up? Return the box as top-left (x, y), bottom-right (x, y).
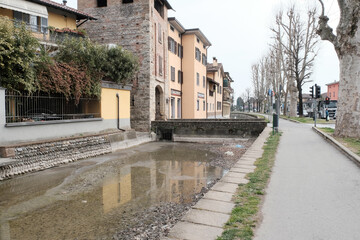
top-left (26, 0), bottom-right (97, 20)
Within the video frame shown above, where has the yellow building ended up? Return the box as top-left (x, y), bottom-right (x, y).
top-left (0, 0), bottom-right (96, 44)
top-left (168, 18), bottom-right (185, 119)
top-left (207, 57), bottom-right (224, 118)
top-left (181, 28), bottom-right (211, 119)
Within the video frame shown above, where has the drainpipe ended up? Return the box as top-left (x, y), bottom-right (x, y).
top-left (180, 34), bottom-right (183, 119)
top-left (116, 93), bottom-right (126, 131)
top-left (213, 72), bottom-right (216, 119)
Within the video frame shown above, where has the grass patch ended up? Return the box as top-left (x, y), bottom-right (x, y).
top-left (280, 116), bottom-right (335, 124)
top-left (217, 132), bottom-right (281, 240)
top-left (319, 128), bottom-right (360, 156)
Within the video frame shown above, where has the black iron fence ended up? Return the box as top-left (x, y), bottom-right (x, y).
top-left (5, 90), bottom-right (101, 123)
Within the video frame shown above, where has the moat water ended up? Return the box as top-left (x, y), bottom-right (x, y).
top-left (0, 142), bottom-right (227, 240)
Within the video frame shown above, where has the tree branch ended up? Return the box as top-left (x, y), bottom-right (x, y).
top-left (316, 0), bottom-right (337, 45)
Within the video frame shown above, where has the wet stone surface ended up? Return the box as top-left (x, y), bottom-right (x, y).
top-left (0, 139), bottom-right (254, 240)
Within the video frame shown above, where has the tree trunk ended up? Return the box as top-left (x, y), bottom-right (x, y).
top-left (335, 54), bottom-right (360, 137)
top-left (298, 87), bottom-right (303, 117)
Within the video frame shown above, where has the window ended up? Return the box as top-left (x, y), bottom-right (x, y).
top-left (203, 101), bottom-right (205, 111)
top-left (168, 37), bottom-right (177, 54)
top-left (195, 47), bottom-right (201, 61)
top-left (159, 56), bottom-right (163, 76)
top-left (41, 17), bottom-right (48, 33)
top-left (178, 44), bottom-right (183, 58)
top-left (154, 0), bottom-right (164, 18)
top-left (196, 73), bottom-right (200, 86)
top-left (203, 76), bottom-right (205, 88)
top-left (158, 24), bottom-right (162, 43)
top-left (171, 66), bottom-right (175, 82)
top-left (123, 0), bottom-right (133, 3)
top-left (217, 101), bottom-right (222, 110)
top-left (219, 86), bottom-right (222, 94)
top-left (29, 15), bottom-right (37, 32)
top-left (97, 0), bottom-right (107, 7)
top-left (170, 25), bottom-right (175, 32)
top-left (197, 37), bottom-right (200, 43)
top-left (202, 54), bottom-right (207, 65)
top-left (197, 100), bottom-right (200, 111)
top-left (333, 92), bottom-right (335, 98)
top-left (14, 11), bottom-right (29, 24)
top-left (178, 70), bottom-right (183, 83)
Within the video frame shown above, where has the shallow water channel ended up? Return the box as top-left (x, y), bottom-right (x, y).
top-left (0, 142), bottom-right (227, 240)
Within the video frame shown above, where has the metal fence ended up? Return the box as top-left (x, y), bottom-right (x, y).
top-left (5, 90), bottom-right (101, 123)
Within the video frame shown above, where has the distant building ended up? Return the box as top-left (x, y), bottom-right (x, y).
top-left (326, 81), bottom-right (339, 101)
top-left (207, 58), bottom-right (224, 118)
top-left (223, 72), bottom-right (234, 118)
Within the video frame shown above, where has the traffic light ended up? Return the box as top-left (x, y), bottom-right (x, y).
top-left (310, 86), bottom-right (313, 98)
top-left (309, 86), bottom-right (314, 98)
top-left (325, 96), bottom-right (330, 105)
top-left (315, 84), bottom-right (321, 99)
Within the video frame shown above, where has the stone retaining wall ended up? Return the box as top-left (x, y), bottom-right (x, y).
top-left (0, 136), bottom-right (112, 180)
top-left (152, 119), bottom-right (267, 140)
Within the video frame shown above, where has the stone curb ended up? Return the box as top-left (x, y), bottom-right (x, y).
top-left (313, 127), bottom-right (360, 166)
top-left (279, 116), bottom-right (301, 124)
top-left (164, 126), bottom-right (272, 240)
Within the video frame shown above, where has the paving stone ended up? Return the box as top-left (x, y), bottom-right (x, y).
top-left (221, 176), bottom-right (249, 184)
top-left (233, 164), bottom-right (256, 169)
top-left (167, 221), bottom-right (223, 240)
top-left (193, 199), bottom-right (235, 214)
top-left (226, 172), bottom-right (247, 178)
top-left (204, 190), bottom-right (234, 202)
top-left (182, 209), bottom-right (230, 228)
top-left (236, 161), bottom-right (256, 166)
top-left (212, 182), bottom-right (239, 193)
top-left (230, 167), bottom-right (254, 174)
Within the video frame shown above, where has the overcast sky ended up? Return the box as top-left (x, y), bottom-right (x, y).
top-left (56, 0), bottom-right (340, 99)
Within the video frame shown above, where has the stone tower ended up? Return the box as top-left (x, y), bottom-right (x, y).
top-left (78, 0), bottom-right (172, 131)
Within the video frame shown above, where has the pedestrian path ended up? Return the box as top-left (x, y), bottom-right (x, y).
top-left (255, 119), bottom-right (360, 240)
top-left (163, 127), bottom-right (271, 240)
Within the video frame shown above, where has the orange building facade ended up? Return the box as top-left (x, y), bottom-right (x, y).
top-left (326, 81), bottom-right (339, 101)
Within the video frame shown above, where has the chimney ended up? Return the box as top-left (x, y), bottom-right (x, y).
top-left (213, 57), bottom-right (218, 67)
top-left (63, 0), bottom-right (67, 5)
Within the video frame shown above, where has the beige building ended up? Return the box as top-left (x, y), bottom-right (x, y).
top-left (207, 58), bottom-right (224, 118)
top-left (223, 72), bottom-right (234, 118)
top-left (167, 17), bottom-right (211, 119)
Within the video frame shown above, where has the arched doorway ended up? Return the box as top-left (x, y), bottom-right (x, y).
top-left (155, 85), bottom-right (164, 120)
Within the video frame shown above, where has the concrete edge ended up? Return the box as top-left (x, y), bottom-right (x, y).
top-left (279, 116), bottom-right (301, 124)
top-left (312, 127), bottom-right (360, 166)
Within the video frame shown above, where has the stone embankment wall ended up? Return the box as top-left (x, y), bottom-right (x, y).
top-left (0, 131), bottom-right (154, 181)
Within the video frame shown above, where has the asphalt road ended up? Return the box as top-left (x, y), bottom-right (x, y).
top-left (255, 119), bottom-right (360, 240)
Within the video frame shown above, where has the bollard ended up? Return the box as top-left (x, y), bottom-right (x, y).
top-left (273, 113), bottom-right (279, 133)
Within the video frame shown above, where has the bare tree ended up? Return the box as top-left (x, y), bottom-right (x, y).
top-left (252, 59), bottom-right (267, 113)
top-left (317, 0), bottom-right (360, 137)
top-left (273, 7), bottom-right (318, 116)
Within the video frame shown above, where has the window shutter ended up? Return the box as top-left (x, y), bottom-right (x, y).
top-left (168, 37), bottom-right (171, 50)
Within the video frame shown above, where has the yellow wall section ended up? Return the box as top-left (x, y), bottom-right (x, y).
top-left (0, 8), bottom-right (13, 19)
top-left (101, 88), bottom-right (130, 120)
top-left (48, 11), bottom-right (76, 29)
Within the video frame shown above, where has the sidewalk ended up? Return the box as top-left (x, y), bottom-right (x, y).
top-left (163, 127), bottom-right (272, 240)
top-left (255, 119), bottom-right (360, 240)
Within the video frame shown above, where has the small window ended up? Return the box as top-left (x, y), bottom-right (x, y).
top-left (158, 24), bottom-right (162, 43)
top-left (97, 0), bottom-right (107, 7)
top-left (123, 0), bottom-right (133, 3)
top-left (203, 76), bottom-right (205, 88)
top-left (178, 44), bottom-right (183, 58)
top-left (171, 66), bottom-right (175, 82)
top-left (197, 100), bottom-right (199, 111)
top-left (196, 73), bottom-right (200, 86)
top-left (203, 101), bottom-right (205, 111)
top-left (217, 101), bottom-right (222, 110)
top-left (170, 25), bottom-right (175, 32)
top-left (154, 0), bottom-right (164, 18)
top-left (202, 54), bottom-right (207, 65)
top-left (159, 56), bottom-right (163, 76)
top-left (197, 37), bottom-right (200, 43)
top-left (41, 17), bottom-right (48, 33)
top-left (195, 48), bottom-right (201, 62)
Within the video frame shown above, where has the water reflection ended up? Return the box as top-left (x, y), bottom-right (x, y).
top-left (0, 143), bottom-right (225, 240)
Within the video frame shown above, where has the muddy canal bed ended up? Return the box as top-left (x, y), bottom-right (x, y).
top-left (0, 139), bottom-right (254, 240)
